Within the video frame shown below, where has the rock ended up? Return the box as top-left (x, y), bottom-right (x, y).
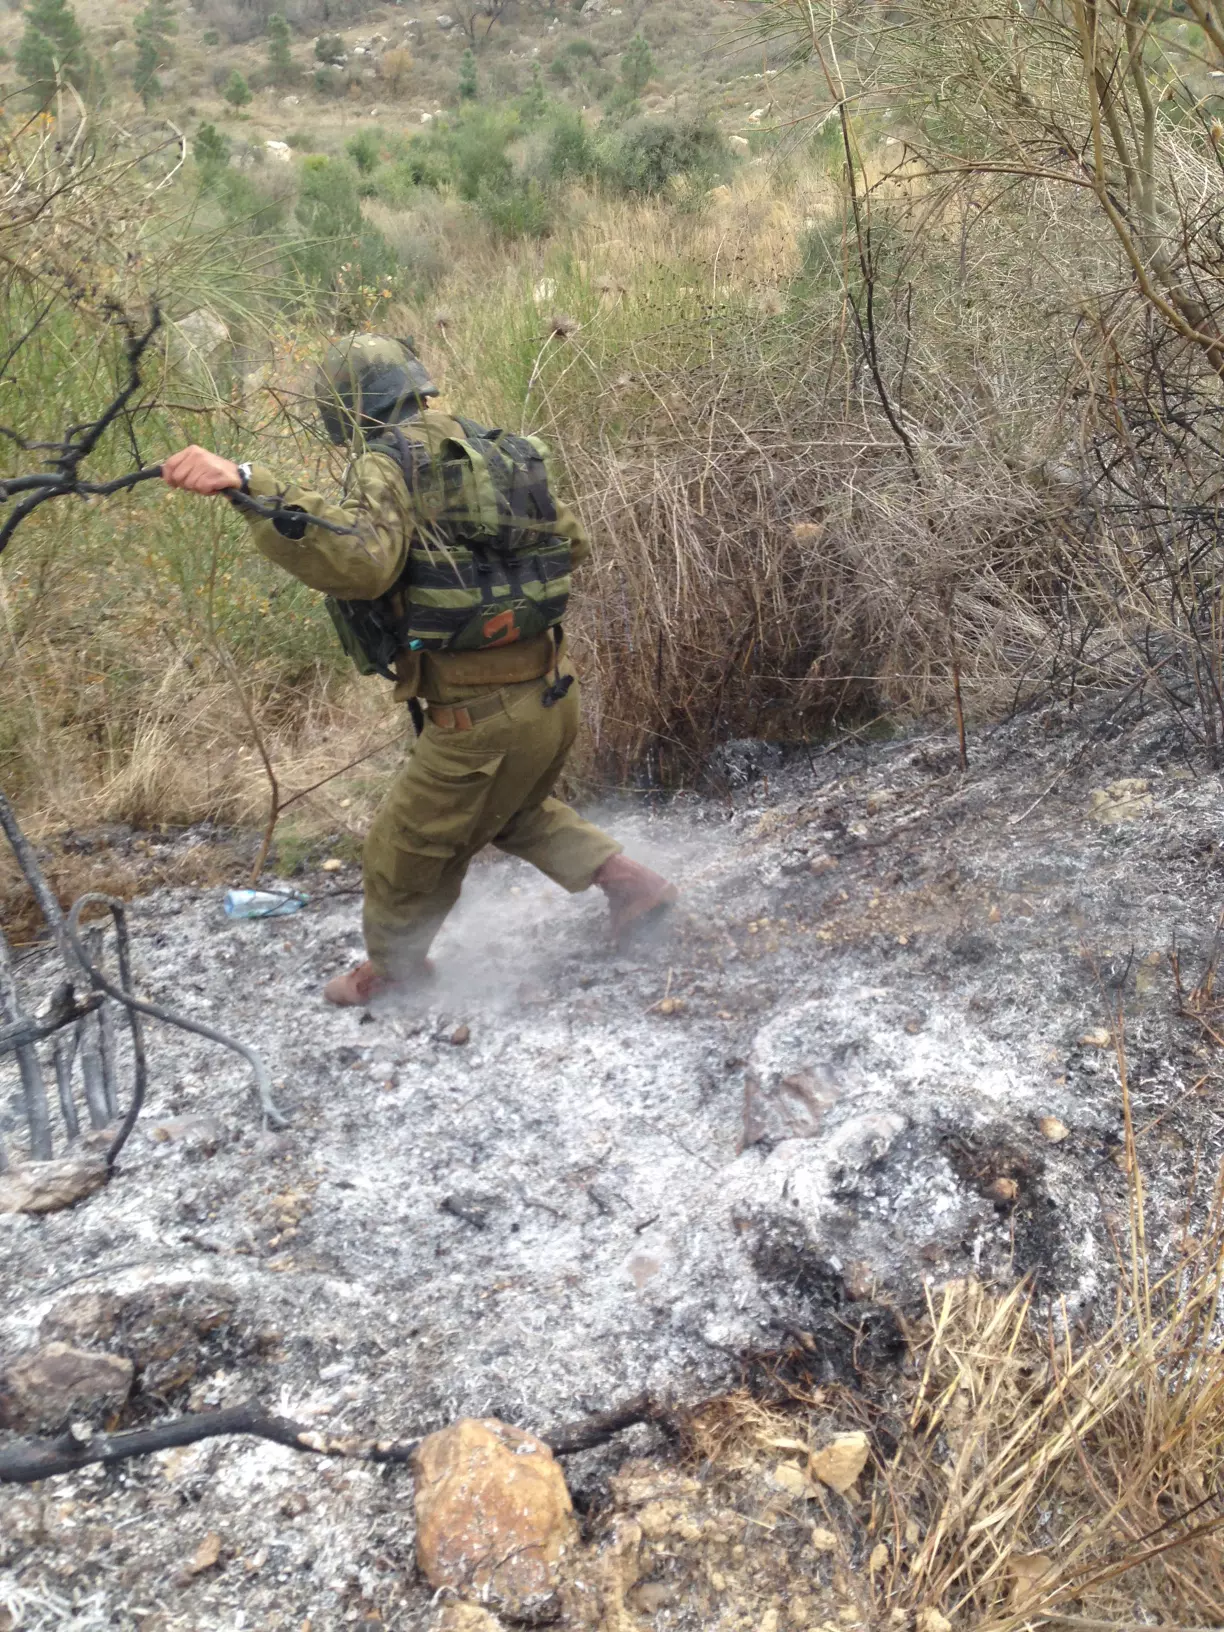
top-left (868, 1542), bottom-right (889, 1572)
top-left (1007, 1551), bottom-right (1055, 1606)
top-left (321, 857), bottom-right (343, 872)
top-left (1079, 1027), bottom-right (1112, 1048)
top-left (0, 1157), bottom-right (107, 1215)
top-left (168, 308), bottom-right (231, 386)
top-left (748, 106), bottom-right (768, 121)
top-left (810, 1525), bottom-right (838, 1552)
top-left (0, 1343), bottom-right (133, 1431)
top-left (450, 1023), bottom-right (471, 1046)
top-left (533, 277), bottom-right (558, 304)
top-left (413, 1418), bottom-right (578, 1620)
top-left (436, 13), bottom-right (455, 25)
top-left (742, 1065), bottom-right (841, 1148)
top-left (916, 1612), bottom-right (953, 1632)
top-left (730, 133), bottom-right (751, 150)
top-left (187, 1531), bottom-right (222, 1575)
top-left (280, 94), bottom-right (300, 107)
top-left (431, 1608), bottom-right (506, 1632)
top-left (809, 1431), bottom-right (869, 1494)
top-left (1038, 1116), bottom-right (1069, 1143)
top-left (707, 183), bottom-right (732, 201)
top-left (265, 140), bottom-right (293, 163)
top-left (986, 1176), bottom-right (1018, 1204)
top-left (148, 1115), bottom-right (227, 1153)
top-left (771, 1461), bottom-right (815, 1499)
top-left (41, 1281), bottom-right (240, 1397)
top-left (1088, 778), bottom-right (1152, 824)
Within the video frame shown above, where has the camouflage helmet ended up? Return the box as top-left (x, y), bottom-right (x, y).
top-left (315, 334), bottom-right (439, 445)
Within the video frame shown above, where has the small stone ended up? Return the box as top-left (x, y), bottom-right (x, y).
top-left (450, 1023), bottom-right (471, 1046)
top-left (986, 1177), bottom-right (1019, 1204)
top-left (916, 1611), bottom-right (952, 1632)
top-left (413, 1418), bottom-right (577, 1620)
top-left (1039, 1116), bottom-right (1069, 1143)
top-left (0, 1343), bottom-right (133, 1432)
top-left (321, 858), bottom-right (344, 873)
top-left (655, 996), bottom-right (685, 1016)
top-left (771, 1461), bottom-right (814, 1499)
top-left (809, 1431), bottom-right (869, 1494)
top-left (809, 854), bottom-right (838, 875)
top-left (1007, 1551), bottom-right (1055, 1606)
top-left (148, 1115), bottom-right (227, 1153)
top-left (431, 1607), bottom-right (506, 1632)
top-left (1089, 778), bottom-right (1152, 824)
top-left (1079, 1027), bottom-right (1112, 1048)
top-left (868, 1542), bottom-right (889, 1573)
top-left (810, 1526), bottom-right (838, 1553)
top-left (0, 1157), bottom-right (107, 1215)
top-left (188, 1532), bottom-right (222, 1575)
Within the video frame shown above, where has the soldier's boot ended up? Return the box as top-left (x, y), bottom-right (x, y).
top-left (593, 854), bottom-right (679, 945)
top-left (323, 958), bottom-right (434, 1007)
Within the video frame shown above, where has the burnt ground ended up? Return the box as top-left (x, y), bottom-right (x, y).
top-left (3, 692), bottom-right (1224, 1629)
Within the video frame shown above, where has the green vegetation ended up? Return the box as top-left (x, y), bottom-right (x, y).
top-left (133, 0), bottom-right (177, 107)
top-left (223, 67), bottom-right (251, 108)
top-left (265, 11), bottom-right (294, 86)
top-left (458, 45), bottom-right (477, 101)
top-left (16, 0), bottom-right (87, 98)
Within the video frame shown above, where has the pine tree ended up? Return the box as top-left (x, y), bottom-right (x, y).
top-left (522, 59), bottom-right (546, 123)
top-left (133, 0), bottom-right (176, 108)
top-left (194, 120), bottom-right (230, 179)
top-left (620, 32), bottom-right (653, 97)
top-left (16, 0), bottom-right (88, 99)
top-left (266, 11), bottom-right (294, 86)
top-left (457, 46), bottom-right (477, 101)
top-left (223, 68), bottom-right (251, 108)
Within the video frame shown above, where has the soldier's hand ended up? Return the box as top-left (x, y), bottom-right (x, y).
top-left (162, 445), bottom-right (242, 495)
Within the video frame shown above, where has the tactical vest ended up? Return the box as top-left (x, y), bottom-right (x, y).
top-left (325, 418), bottom-right (572, 679)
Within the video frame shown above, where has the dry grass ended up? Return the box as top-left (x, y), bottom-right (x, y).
top-left (682, 1042), bottom-right (1224, 1632)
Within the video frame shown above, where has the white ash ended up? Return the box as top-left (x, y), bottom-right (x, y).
top-left (3, 696), bottom-right (1224, 1626)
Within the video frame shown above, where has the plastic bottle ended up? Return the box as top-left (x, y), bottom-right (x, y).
top-left (223, 888), bottom-right (307, 919)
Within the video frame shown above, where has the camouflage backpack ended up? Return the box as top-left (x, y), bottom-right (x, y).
top-left (325, 417), bottom-right (572, 679)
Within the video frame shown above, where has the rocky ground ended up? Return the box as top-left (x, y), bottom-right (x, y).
top-left (2, 691), bottom-right (1223, 1629)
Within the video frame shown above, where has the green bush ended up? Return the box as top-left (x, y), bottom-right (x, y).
top-left (449, 108), bottom-right (515, 201)
top-left (600, 113), bottom-right (729, 195)
top-left (289, 155), bottom-right (395, 290)
top-left (346, 127), bottom-right (381, 175)
top-left (313, 64), bottom-right (342, 95)
top-left (17, 0), bottom-right (89, 98)
top-left (477, 177), bottom-right (553, 239)
top-left (544, 108), bottom-right (597, 181)
top-left (223, 68), bottom-right (252, 108)
top-left (266, 10), bottom-right (295, 86)
top-left (193, 120), bottom-right (231, 180)
top-left (314, 31), bottom-right (344, 63)
top-left (620, 31), bottom-right (653, 96)
top-left (458, 46), bottom-right (477, 101)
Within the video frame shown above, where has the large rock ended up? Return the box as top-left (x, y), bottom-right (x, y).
top-left (413, 1418), bottom-right (578, 1621)
top-left (0, 1157), bottom-right (107, 1215)
top-left (167, 308), bottom-right (232, 389)
top-left (0, 1343), bottom-right (133, 1432)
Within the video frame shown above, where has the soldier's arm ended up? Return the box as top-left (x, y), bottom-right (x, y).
top-left (241, 451), bottom-right (410, 600)
top-left (161, 444), bottom-right (411, 601)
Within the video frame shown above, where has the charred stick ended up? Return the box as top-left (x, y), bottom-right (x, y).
top-left (0, 1391), bottom-right (661, 1485)
top-left (0, 989), bottom-right (102, 1053)
top-left (0, 921), bottom-right (52, 1160)
top-left (0, 1402), bottom-right (422, 1486)
top-left (66, 894), bottom-right (281, 1136)
top-left (542, 1392), bottom-right (658, 1455)
top-left (77, 1011), bottom-right (110, 1131)
top-left (52, 1009), bottom-right (81, 1143)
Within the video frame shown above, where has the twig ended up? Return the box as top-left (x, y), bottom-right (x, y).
top-left (0, 1392), bottom-right (659, 1484)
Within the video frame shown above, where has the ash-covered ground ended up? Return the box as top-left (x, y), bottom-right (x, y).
top-left (3, 695), bottom-right (1223, 1629)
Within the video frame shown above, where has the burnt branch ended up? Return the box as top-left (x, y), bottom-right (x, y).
top-left (0, 1393), bottom-right (660, 1485)
top-left (0, 307), bottom-right (357, 558)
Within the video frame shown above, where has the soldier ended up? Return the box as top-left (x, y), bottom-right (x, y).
top-left (162, 334), bottom-right (678, 1006)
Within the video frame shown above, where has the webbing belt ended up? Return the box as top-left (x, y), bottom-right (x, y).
top-left (428, 689), bottom-right (518, 731)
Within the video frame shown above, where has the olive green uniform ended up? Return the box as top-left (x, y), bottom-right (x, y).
top-left (240, 412), bottom-right (621, 974)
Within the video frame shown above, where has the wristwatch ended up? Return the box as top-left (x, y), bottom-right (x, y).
top-left (235, 461), bottom-right (253, 494)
